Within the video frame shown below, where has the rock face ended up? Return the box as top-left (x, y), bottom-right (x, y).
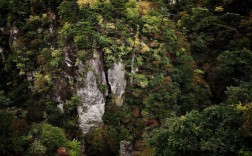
top-left (77, 50), bottom-right (107, 135)
top-left (76, 50), bottom-right (127, 135)
top-left (169, 0), bottom-right (177, 4)
top-left (108, 62), bottom-right (127, 106)
top-left (9, 26), bottom-right (18, 50)
top-left (120, 141), bottom-right (133, 156)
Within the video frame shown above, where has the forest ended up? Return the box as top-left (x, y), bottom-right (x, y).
top-left (0, 0), bottom-right (252, 155)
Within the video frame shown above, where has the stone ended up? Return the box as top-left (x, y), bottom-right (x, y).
top-left (108, 62), bottom-right (127, 106)
top-left (77, 50), bottom-right (107, 135)
top-left (120, 141), bottom-right (133, 156)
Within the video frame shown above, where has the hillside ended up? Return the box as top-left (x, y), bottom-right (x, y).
top-left (0, 0), bottom-right (251, 155)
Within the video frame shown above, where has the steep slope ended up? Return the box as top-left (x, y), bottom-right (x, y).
top-left (4, 0), bottom-right (252, 155)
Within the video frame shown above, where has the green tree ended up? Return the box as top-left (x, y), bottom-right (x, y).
top-left (0, 93), bottom-right (26, 155)
top-left (27, 123), bottom-right (81, 155)
top-left (225, 81), bottom-right (252, 105)
top-left (150, 104), bottom-right (252, 155)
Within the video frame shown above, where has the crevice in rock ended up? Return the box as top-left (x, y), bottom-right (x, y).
top-left (102, 51), bottom-right (112, 95)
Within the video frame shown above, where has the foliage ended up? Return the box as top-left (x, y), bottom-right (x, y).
top-left (217, 49), bottom-right (252, 83)
top-left (67, 139), bottom-right (81, 156)
top-left (27, 140), bottom-right (46, 156)
top-left (225, 81), bottom-right (252, 105)
top-left (0, 91), bottom-right (11, 107)
top-left (26, 123), bottom-right (81, 155)
top-left (0, 0), bottom-right (252, 155)
top-left (0, 108), bottom-right (25, 155)
top-left (86, 125), bottom-right (132, 156)
top-left (150, 104), bottom-right (252, 155)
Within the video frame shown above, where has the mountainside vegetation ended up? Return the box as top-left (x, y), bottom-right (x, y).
top-left (0, 0), bottom-right (251, 155)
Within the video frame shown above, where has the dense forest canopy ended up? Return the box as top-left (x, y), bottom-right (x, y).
top-left (0, 0), bottom-right (251, 155)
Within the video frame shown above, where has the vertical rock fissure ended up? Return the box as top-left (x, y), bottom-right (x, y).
top-left (102, 52), bottom-right (112, 95)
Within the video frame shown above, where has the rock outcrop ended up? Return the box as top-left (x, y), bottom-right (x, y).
top-left (120, 141), bottom-right (133, 156)
top-left (77, 50), bottom-right (107, 135)
top-left (108, 62), bottom-right (127, 106)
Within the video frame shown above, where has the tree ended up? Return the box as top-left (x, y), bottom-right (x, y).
top-left (225, 81), bottom-right (252, 105)
top-left (150, 104), bottom-right (252, 155)
top-left (0, 92), bottom-right (26, 155)
top-left (27, 123), bottom-right (81, 155)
